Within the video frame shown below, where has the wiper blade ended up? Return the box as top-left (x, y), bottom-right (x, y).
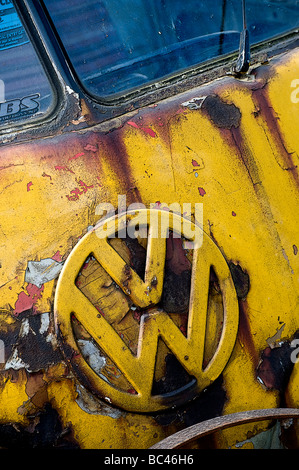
top-left (234, 0), bottom-right (250, 74)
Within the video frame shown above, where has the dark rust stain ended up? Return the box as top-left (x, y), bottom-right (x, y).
top-left (229, 262), bottom-right (250, 300)
top-left (230, 125), bottom-right (261, 186)
top-left (122, 263), bottom-right (132, 280)
top-left (252, 87), bottom-right (299, 186)
top-left (16, 315), bottom-right (62, 371)
top-left (154, 374), bottom-right (226, 445)
top-left (279, 414), bottom-right (299, 449)
top-left (0, 319), bottom-right (20, 365)
top-left (102, 130), bottom-right (143, 206)
top-left (228, 120), bottom-right (296, 278)
top-left (257, 330), bottom-right (299, 392)
top-left (0, 403), bottom-right (79, 448)
top-left (238, 300), bottom-right (259, 367)
top-left (161, 267), bottom-right (191, 314)
top-left (202, 95), bottom-right (241, 129)
top-left (162, 234), bottom-right (192, 314)
top-left (124, 237), bottom-right (146, 280)
top-left (152, 353), bottom-right (193, 397)
top-left (69, 351), bottom-right (104, 402)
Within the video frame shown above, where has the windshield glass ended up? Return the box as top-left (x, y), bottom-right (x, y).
top-left (0, 1), bottom-right (54, 126)
top-left (43, 0), bottom-right (299, 98)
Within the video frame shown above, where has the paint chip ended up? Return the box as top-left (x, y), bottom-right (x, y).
top-left (52, 251), bottom-right (63, 262)
top-left (5, 348), bottom-right (30, 371)
top-left (181, 96), bottom-right (207, 110)
top-left (25, 258), bottom-right (64, 288)
top-left (14, 284), bottom-right (44, 316)
top-left (77, 339), bottom-right (107, 376)
top-left (84, 144), bottom-right (98, 152)
top-left (39, 313), bottom-right (50, 335)
top-left (68, 152), bottom-right (85, 161)
top-left (198, 187), bottom-right (206, 197)
top-left (55, 165), bottom-right (75, 174)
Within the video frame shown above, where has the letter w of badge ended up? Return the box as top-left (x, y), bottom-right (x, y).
top-left (54, 210), bottom-right (239, 412)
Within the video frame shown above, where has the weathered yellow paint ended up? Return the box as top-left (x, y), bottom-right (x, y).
top-left (218, 344), bottom-right (280, 446)
top-left (47, 378), bottom-right (178, 449)
top-left (0, 370), bottom-right (30, 425)
top-left (0, 44), bottom-right (299, 448)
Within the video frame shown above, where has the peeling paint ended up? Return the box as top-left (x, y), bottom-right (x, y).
top-left (84, 143), bottom-right (98, 152)
top-left (14, 284), bottom-right (44, 316)
top-left (68, 152), bottom-right (85, 161)
top-left (20, 318), bottom-right (33, 337)
top-left (75, 384), bottom-right (123, 418)
top-left (266, 323), bottom-right (286, 348)
top-left (52, 251), bottom-right (63, 262)
top-left (25, 259), bottom-right (63, 289)
top-left (66, 179), bottom-right (94, 201)
top-left (4, 315), bottom-right (61, 372)
top-left (198, 187), bottom-right (206, 197)
top-left (65, 85), bottom-right (79, 100)
top-left (39, 313), bottom-right (50, 335)
top-left (1, 37), bottom-right (299, 449)
top-left (181, 96), bottom-right (207, 110)
top-left (127, 121), bottom-right (157, 138)
top-left (4, 348), bottom-right (31, 371)
top-left (77, 339), bottom-right (108, 382)
top-left (0, 403), bottom-right (79, 448)
top-left (234, 421), bottom-right (285, 449)
top-left (55, 165), bottom-right (74, 174)
top-left (256, 331), bottom-right (299, 391)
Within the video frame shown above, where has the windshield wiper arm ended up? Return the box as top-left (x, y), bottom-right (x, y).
top-left (234, 0), bottom-right (250, 74)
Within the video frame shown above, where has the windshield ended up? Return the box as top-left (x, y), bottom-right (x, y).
top-left (43, 0), bottom-right (299, 98)
top-left (0, 1), bottom-right (54, 126)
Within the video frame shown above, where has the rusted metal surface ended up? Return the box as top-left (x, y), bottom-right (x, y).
top-left (150, 408), bottom-right (299, 449)
top-left (0, 33), bottom-right (299, 448)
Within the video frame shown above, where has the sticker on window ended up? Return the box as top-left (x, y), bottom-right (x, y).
top-left (0, 1), bottom-right (29, 50)
top-left (0, 93), bottom-right (40, 123)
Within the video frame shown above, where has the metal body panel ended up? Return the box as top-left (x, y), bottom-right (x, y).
top-left (0, 41), bottom-right (299, 448)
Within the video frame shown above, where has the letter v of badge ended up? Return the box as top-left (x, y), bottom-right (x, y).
top-left (54, 209), bottom-right (239, 413)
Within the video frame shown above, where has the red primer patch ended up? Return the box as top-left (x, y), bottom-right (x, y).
top-left (14, 283), bottom-right (44, 316)
top-left (127, 121), bottom-right (157, 137)
top-left (52, 250), bottom-right (63, 262)
top-left (68, 152), bottom-right (85, 161)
